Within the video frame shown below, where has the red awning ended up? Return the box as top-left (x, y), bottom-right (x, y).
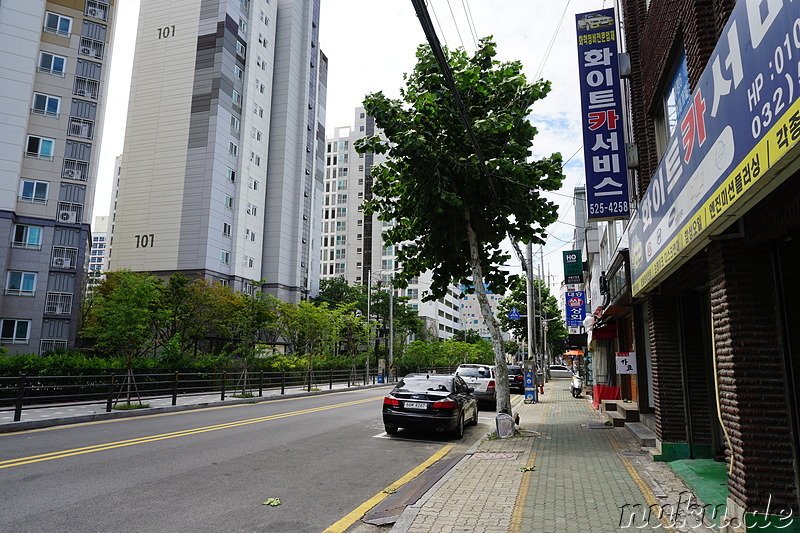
top-left (592, 323), bottom-right (617, 339)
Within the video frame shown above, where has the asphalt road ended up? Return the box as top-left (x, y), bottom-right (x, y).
top-left (0, 386), bottom-right (490, 533)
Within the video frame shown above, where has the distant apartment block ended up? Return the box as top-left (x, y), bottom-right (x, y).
top-left (109, 0), bottom-right (326, 302)
top-left (0, 0), bottom-right (116, 354)
top-left (322, 108), bottom-right (461, 338)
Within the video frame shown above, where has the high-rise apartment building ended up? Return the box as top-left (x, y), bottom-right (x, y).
top-left (0, 1), bottom-right (116, 355)
top-left (110, 0), bottom-right (326, 302)
top-left (322, 108), bottom-right (462, 339)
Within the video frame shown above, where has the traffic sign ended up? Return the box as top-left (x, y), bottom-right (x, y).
top-left (508, 307), bottom-right (521, 320)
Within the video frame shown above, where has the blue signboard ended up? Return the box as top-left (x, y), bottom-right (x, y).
top-left (565, 291), bottom-right (586, 327)
top-left (508, 307), bottom-right (521, 320)
top-left (576, 8), bottom-right (630, 221)
top-left (628, 1), bottom-right (800, 295)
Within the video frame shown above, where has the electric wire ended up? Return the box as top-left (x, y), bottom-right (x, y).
top-left (429, 0), bottom-right (449, 49)
top-left (445, 0), bottom-right (466, 50)
top-left (533, 0), bottom-right (572, 82)
top-left (461, 0), bottom-right (479, 48)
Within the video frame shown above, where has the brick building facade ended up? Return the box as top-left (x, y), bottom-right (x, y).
top-left (617, 0), bottom-right (799, 528)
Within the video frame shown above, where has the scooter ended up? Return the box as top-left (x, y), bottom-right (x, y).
top-left (570, 373), bottom-right (583, 398)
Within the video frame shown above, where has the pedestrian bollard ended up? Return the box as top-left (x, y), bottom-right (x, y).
top-left (496, 413), bottom-right (515, 438)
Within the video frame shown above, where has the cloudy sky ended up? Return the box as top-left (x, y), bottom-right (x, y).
top-left (95, 0), bottom-right (610, 284)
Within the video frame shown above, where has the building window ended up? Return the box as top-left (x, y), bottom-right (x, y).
top-left (337, 180), bottom-right (347, 190)
top-left (236, 41), bottom-right (246, 58)
top-left (12, 225), bottom-right (42, 249)
top-left (232, 90), bottom-right (242, 107)
top-left (250, 231), bottom-right (256, 241)
top-left (250, 153), bottom-right (261, 166)
top-left (229, 142), bottom-right (238, 157)
top-left (337, 193), bottom-right (347, 203)
top-left (0, 319), bottom-right (31, 344)
top-left (32, 93), bottom-right (60, 118)
top-left (227, 167), bottom-right (236, 182)
top-left (335, 249), bottom-right (346, 259)
top-left (231, 116), bottom-right (240, 132)
top-left (335, 235), bottom-right (346, 246)
top-left (238, 17), bottom-right (248, 34)
top-left (249, 178), bottom-right (260, 189)
top-left (19, 179), bottom-right (49, 204)
top-left (234, 65), bottom-right (243, 80)
top-left (381, 259), bottom-right (393, 271)
top-left (336, 207), bottom-right (347, 218)
top-left (223, 222), bottom-right (232, 237)
top-left (336, 221), bottom-right (346, 232)
top-left (248, 257), bottom-right (254, 268)
top-left (654, 51), bottom-right (690, 158)
top-left (221, 250), bottom-right (230, 265)
top-left (44, 12), bottom-right (73, 36)
top-left (6, 271), bottom-right (37, 296)
top-left (38, 51), bottom-right (66, 76)
top-left (25, 135), bottom-right (55, 160)
top-left (224, 195), bottom-right (234, 209)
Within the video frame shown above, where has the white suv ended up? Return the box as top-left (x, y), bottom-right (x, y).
top-left (455, 364), bottom-right (496, 404)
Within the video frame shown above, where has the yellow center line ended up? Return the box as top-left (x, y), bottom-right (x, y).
top-left (0, 396), bottom-right (381, 469)
top-left (322, 444), bottom-right (455, 533)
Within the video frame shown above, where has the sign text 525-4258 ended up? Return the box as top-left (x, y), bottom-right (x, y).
top-left (589, 200), bottom-right (629, 216)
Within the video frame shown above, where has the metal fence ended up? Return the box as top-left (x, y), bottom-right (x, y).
top-left (0, 366), bottom-right (463, 422)
top-left (0, 369), bottom-right (378, 422)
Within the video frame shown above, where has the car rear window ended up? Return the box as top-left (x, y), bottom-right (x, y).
top-left (396, 377), bottom-right (453, 392)
top-left (508, 367), bottom-right (523, 375)
top-left (457, 367), bottom-right (491, 378)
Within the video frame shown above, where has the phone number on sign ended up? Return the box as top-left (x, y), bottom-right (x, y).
top-left (589, 201), bottom-right (629, 216)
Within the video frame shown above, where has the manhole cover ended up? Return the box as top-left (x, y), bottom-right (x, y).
top-left (472, 452), bottom-right (519, 460)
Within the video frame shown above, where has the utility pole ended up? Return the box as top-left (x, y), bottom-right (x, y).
top-left (366, 269), bottom-right (371, 381)
top-left (526, 242), bottom-right (538, 397)
top-left (389, 276), bottom-right (394, 382)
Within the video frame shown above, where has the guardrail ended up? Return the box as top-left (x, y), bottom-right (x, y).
top-left (0, 369), bottom-right (381, 422)
top-left (0, 366), bottom-right (461, 422)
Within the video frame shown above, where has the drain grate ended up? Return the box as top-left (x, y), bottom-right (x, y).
top-left (619, 451), bottom-right (649, 456)
top-left (472, 452), bottom-right (519, 460)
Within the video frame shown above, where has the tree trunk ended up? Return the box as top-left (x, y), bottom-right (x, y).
top-left (464, 212), bottom-right (512, 415)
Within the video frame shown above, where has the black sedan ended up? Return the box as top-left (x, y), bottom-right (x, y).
top-left (507, 365), bottom-right (525, 393)
top-left (383, 373), bottom-right (479, 438)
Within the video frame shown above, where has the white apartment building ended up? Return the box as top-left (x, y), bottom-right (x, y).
top-left (109, 0), bottom-right (326, 302)
top-left (322, 108), bottom-right (461, 339)
top-left (459, 287), bottom-right (507, 341)
top-left (0, 0), bottom-right (116, 354)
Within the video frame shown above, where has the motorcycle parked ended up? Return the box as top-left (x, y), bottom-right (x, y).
top-left (570, 373), bottom-right (583, 398)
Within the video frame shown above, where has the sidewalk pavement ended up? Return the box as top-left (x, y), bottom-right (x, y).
top-left (391, 382), bottom-right (721, 533)
top-left (0, 381), bottom-right (375, 433)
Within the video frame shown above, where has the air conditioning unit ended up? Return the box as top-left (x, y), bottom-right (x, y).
top-left (80, 47), bottom-right (91, 55)
top-left (88, 8), bottom-right (98, 17)
top-left (59, 210), bottom-right (78, 223)
top-left (63, 168), bottom-right (78, 178)
top-left (51, 305), bottom-right (64, 315)
top-left (53, 257), bottom-right (72, 268)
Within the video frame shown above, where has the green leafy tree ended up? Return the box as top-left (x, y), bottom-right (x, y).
top-left (497, 276), bottom-right (567, 357)
top-left (313, 276), bottom-right (360, 308)
top-left (357, 38), bottom-right (564, 414)
top-left (452, 329), bottom-right (485, 344)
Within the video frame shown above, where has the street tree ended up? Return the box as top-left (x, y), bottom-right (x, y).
top-left (357, 38), bottom-right (564, 414)
top-left (497, 276), bottom-right (567, 357)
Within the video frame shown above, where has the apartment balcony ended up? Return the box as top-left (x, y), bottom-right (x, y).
top-left (85, 0), bottom-right (109, 22)
top-left (57, 202), bottom-right (84, 224)
top-left (74, 77), bottom-right (100, 100)
top-left (62, 159), bottom-right (89, 181)
top-left (40, 339), bottom-right (68, 354)
top-left (78, 37), bottom-right (105, 60)
top-left (52, 247), bottom-right (79, 269)
top-left (67, 117), bottom-right (94, 140)
top-left (45, 292), bottom-right (73, 315)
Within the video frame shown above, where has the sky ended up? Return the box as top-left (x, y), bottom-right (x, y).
top-left (95, 0), bottom-right (611, 288)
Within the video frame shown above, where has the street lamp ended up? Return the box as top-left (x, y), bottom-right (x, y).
top-left (366, 269), bottom-right (396, 382)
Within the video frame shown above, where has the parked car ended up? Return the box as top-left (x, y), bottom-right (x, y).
top-left (455, 364), bottom-right (496, 405)
top-left (507, 365), bottom-right (525, 393)
top-left (577, 12), bottom-right (614, 30)
top-left (383, 373), bottom-right (478, 438)
top-left (549, 364), bottom-right (573, 379)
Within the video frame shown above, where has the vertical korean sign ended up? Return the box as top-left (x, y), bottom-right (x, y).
top-left (576, 9), bottom-right (630, 221)
top-left (565, 291), bottom-right (586, 328)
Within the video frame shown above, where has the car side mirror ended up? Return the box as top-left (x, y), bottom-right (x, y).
top-left (467, 387), bottom-right (475, 393)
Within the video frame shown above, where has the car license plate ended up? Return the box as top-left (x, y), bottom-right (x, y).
top-left (404, 401), bottom-right (428, 410)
